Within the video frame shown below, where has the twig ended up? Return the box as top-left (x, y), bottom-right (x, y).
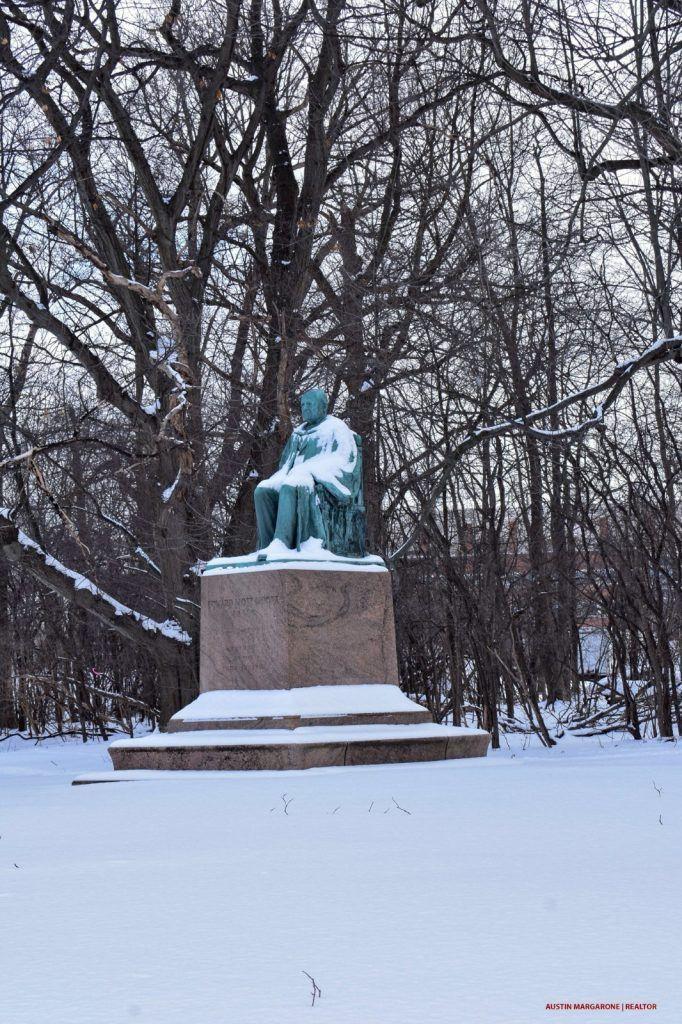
top-left (302, 971), bottom-right (322, 1007)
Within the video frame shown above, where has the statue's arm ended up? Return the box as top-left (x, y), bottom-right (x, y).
top-left (310, 428), bottom-right (359, 505)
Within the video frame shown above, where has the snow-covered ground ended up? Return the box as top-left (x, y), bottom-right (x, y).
top-left (1, 731), bottom-right (679, 1024)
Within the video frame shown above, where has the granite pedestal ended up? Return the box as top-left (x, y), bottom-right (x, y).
top-left (199, 561), bottom-right (400, 691)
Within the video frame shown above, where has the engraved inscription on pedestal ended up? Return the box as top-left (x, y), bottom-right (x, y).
top-left (200, 572), bottom-right (288, 690)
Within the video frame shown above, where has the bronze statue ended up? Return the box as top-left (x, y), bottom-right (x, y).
top-left (254, 389), bottom-right (366, 557)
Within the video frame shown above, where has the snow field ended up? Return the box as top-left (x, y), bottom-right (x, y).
top-left (0, 733), bottom-right (679, 1024)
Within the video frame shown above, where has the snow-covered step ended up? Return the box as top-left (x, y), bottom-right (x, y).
top-left (167, 684), bottom-right (432, 731)
top-left (106, 723), bottom-right (490, 773)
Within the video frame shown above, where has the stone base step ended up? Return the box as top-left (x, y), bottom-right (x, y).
top-left (166, 684), bottom-right (431, 732)
top-left (107, 724), bottom-right (490, 773)
top-left (168, 709), bottom-right (432, 731)
top-left (166, 712), bottom-right (428, 729)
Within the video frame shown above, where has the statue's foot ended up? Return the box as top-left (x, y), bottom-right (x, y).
top-left (298, 537), bottom-right (325, 554)
top-left (257, 538), bottom-right (294, 559)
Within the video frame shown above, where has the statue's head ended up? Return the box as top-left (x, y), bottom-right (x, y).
top-left (300, 388), bottom-right (328, 427)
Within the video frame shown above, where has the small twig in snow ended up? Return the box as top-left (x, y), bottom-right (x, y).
top-left (652, 780), bottom-right (662, 797)
top-left (302, 971), bottom-right (321, 1006)
top-left (281, 793), bottom-right (293, 815)
top-left (392, 796), bottom-right (411, 815)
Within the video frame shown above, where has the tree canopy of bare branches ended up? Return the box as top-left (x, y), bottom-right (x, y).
top-left (1, 0), bottom-right (680, 740)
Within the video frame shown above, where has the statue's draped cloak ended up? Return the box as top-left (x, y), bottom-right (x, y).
top-left (256, 415), bottom-right (362, 550)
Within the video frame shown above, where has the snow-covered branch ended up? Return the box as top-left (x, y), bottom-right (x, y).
top-left (104, 266), bottom-right (201, 325)
top-left (39, 212), bottom-right (201, 325)
top-left (0, 436), bottom-right (87, 473)
top-left (389, 334), bottom-right (682, 563)
top-left (97, 511), bottom-right (161, 577)
top-left (0, 510), bottom-right (191, 651)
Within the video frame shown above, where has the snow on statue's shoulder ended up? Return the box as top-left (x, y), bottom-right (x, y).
top-left (303, 413), bottom-right (354, 440)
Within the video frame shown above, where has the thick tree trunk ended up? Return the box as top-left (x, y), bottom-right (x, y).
top-left (0, 557), bottom-right (16, 730)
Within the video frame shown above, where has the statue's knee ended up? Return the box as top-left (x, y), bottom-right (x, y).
top-left (255, 485), bottom-right (275, 505)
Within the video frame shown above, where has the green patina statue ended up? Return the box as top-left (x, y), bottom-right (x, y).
top-left (254, 388), bottom-right (366, 558)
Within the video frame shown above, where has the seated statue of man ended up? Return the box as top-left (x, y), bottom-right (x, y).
top-left (254, 388), bottom-right (363, 555)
